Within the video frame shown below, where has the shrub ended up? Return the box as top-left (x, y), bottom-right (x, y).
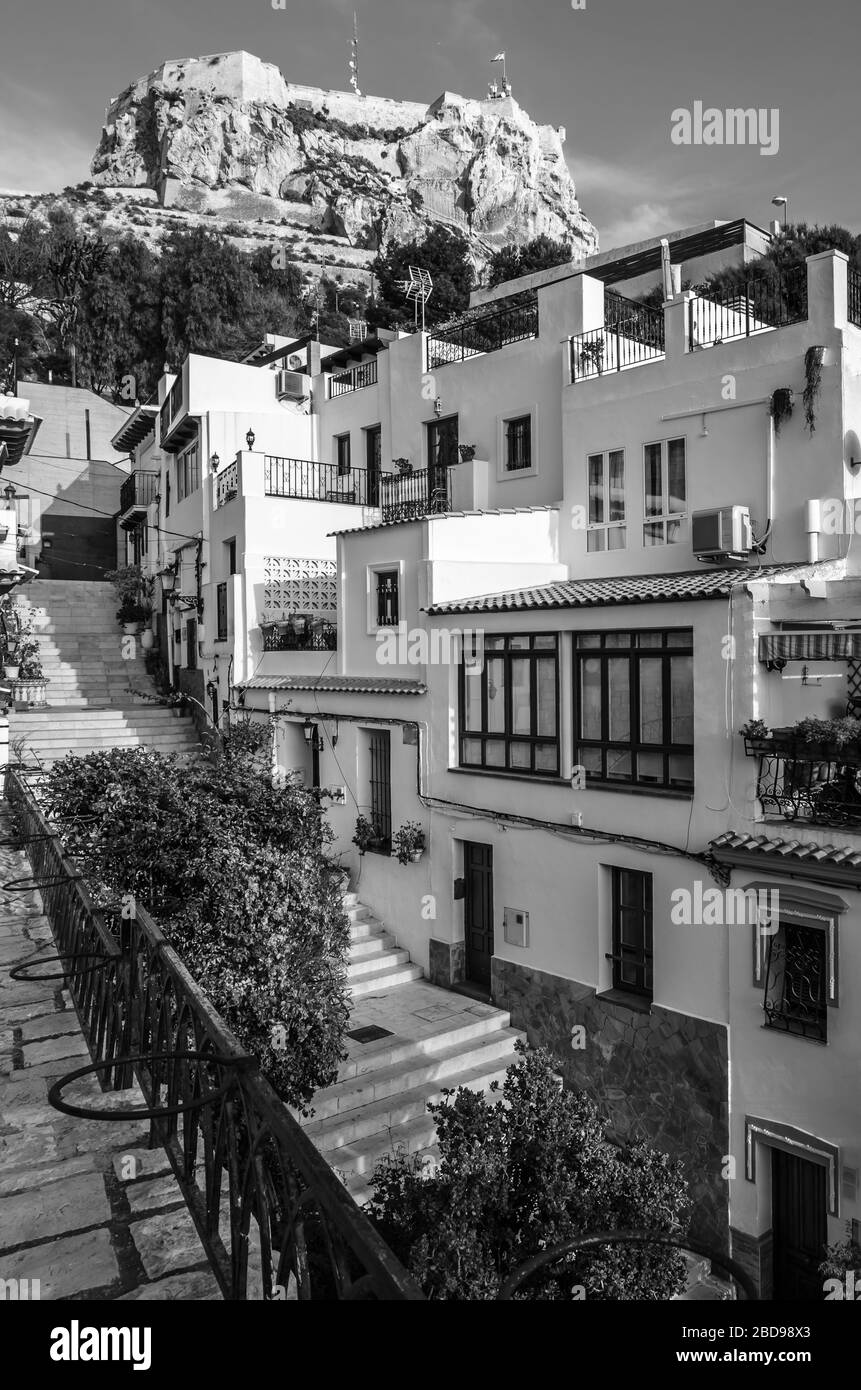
top-left (368, 1043), bottom-right (690, 1300)
top-left (41, 739), bottom-right (350, 1109)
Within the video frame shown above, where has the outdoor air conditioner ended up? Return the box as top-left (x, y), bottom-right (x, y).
top-left (275, 369), bottom-right (310, 401)
top-left (692, 505), bottom-right (753, 562)
top-left (286, 353), bottom-right (304, 371)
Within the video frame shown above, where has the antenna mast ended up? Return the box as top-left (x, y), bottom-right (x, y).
top-left (349, 12), bottom-right (361, 96)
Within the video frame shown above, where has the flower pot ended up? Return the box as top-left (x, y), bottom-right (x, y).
top-left (140, 627), bottom-right (154, 651)
top-left (409, 849), bottom-right (424, 862)
top-left (123, 621), bottom-right (140, 636)
top-left (4, 664), bottom-right (19, 680)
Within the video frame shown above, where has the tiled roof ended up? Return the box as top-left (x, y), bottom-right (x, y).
top-left (239, 674), bottom-right (426, 695)
top-left (328, 505), bottom-right (559, 537)
top-left (425, 564), bottom-right (816, 616)
top-left (710, 831), bottom-right (861, 869)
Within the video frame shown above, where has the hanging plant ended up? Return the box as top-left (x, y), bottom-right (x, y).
top-left (803, 346), bottom-right (825, 434)
top-left (769, 387), bottom-right (794, 436)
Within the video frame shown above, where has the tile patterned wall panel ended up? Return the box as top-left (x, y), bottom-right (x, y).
top-left (263, 557), bottom-right (337, 616)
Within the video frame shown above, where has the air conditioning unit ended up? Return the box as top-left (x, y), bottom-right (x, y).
top-left (692, 505), bottom-right (752, 562)
top-left (275, 369), bottom-right (310, 401)
top-left (287, 353), bottom-right (304, 371)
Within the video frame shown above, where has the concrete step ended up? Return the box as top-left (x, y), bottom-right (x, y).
top-left (308, 1056), bottom-right (515, 1155)
top-left (337, 1010), bottom-right (516, 1083)
top-left (347, 949), bottom-right (411, 980)
top-left (350, 962), bottom-right (423, 997)
top-left (308, 1031), bottom-right (523, 1122)
top-left (345, 1145), bottom-right (441, 1207)
top-left (348, 919), bottom-right (382, 942)
top-left (348, 932), bottom-right (398, 960)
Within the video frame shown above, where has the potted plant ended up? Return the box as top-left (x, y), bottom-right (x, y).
top-left (117, 598), bottom-right (147, 634)
top-left (393, 457), bottom-right (412, 476)
top-left (792, 714), bottom-right (861, 760)
top-left (393, 821), bottom-right (426, 864)
top-left (739, 718), bottom-right (771, 755)
top-left (579, 334), bottom-right (605, 376)
top-left (352, 814), bottom-right (379, 855)
top-left (3, 645), bottom-right (20, 680)
top-left (458, 443), bottom-right (477, 463)
top-left (803, 346), bottom-right (825, 434)
top-left (769, 387), bottom-right (794, 436)
top-left (15, 636), bottom-right (47, 707)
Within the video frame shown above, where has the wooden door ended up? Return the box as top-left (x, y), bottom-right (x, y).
top-left (464, 842), bottom-right (494, 987)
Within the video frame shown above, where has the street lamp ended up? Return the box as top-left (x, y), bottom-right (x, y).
top-left (771, 195), bottom-right (788, 231)
top-left (3, 483), bottom-right (16, 504)
top-left (246, 427), bottom-right (256, 451)
top-left (160, 565), bottom-right (177, 595)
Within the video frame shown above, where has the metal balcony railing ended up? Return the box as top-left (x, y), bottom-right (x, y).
top-left (215, 459), bottom-right (239, 509)
top-left (264, 457), bottom-right (374, 504)
top-left (328, 360), bottom-right (378, 398)
top-left (849, 267), bottom-right (861, 329)
top-left (119, 471), bottom-right (159, 515)
top-left (428, 295), bottom-right (539, 370)
top-left (753, 744), bottom-right (861, 828)
top-left (379, 467), bottom-right (451, 522)
top-left (688, 267), bottom-right (808, 351)
top-left (262, 620), bottom-right (337, 652)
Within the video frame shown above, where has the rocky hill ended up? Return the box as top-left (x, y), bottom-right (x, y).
top-left (0, 50), bottom-right (597, 305)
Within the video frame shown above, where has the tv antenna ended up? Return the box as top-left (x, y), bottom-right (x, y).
top-left (349, 318), bottom-right (368, 342)
top-left (349, 12), bottom-right (361, 96)
top-left (399, 266), bottom-right (434, 331)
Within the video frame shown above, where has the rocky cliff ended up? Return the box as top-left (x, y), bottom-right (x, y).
top-left (90, 50), bottom-right (598, 264)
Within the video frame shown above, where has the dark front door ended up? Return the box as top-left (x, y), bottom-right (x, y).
top-left (772, 1149), bottom-right (828, 1300)
top-left (368, 730), bottom-right (392, 851)
top-left (366, 425), bottom-right (381, 506)
top-left (464, 841), bottom-right (494, 987)
top-left (427, 416), bottom-right (457, 507)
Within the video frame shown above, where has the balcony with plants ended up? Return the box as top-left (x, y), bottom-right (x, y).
top-left (569, 290), bottom-right (666, 381)
top-left (740, 716), bottom-right (861, 829)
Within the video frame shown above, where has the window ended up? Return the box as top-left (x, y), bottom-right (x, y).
top-left (177, 444), bottom-right (200, 502)
top-left (427, 416), bottom-right (458, 475)
top-left (643, 438), bottom-right (686, 545)
top-left (185, 618), bottom-right (197, 670)
top-left (376, 570), bottom-right (399, 627)
top-left (368, 730), bottom-right (392, 852)
top-left (587, 449), bottom-right (626, 551)
top-left (504, 415), bottom-right (532, 472)
top-left (216, 582), bottom-right (228, 642)
top-left (165, 474), bottom-right (171, 516)
top-left (460, 634), bottom-right (559, 776)
top-left (610, 868), bottom-right (653, 999)
top-left (226, 538), bottom-right (237, 576)
top-left (575, 630), bottom-right (693, 789)
top-left (336, 433), bottom-right (351, 475)
top-left (763, 921), bottom-right (827, 1042)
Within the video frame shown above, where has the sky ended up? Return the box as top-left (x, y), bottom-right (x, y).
top-left (1, 0), bottom-right (858, 253)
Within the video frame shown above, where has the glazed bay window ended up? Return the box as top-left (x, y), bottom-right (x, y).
top-left (460, 634), bottom-right (559, 775)
top-left (504, 415), bottom-right (532, 472)
top-left (587, 449), bottom-right (625, 551)
top-left (644, 437), bottom-right (686, 544)
top-left (609, 868), bottom-right (653, 1000)
top-left (176, 443), bottom-right (200, 502)
top-left (576, 630), bottom-right (693, 789)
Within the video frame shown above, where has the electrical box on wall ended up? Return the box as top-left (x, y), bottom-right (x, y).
top-left (322, 786), bottom-right (346, 804)
top-left (402, 726), bottom-right (418, 745)
top-left (503, 907), bottom-right (529, 948)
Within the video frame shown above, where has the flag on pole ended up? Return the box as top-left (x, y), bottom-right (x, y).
top-left (491, 52), bottom-right (505, 62)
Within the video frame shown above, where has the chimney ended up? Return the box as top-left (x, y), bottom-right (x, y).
top-left (770, 220), bottom-right (781, 236)
top-left (308, 340), bottom-right (321, 376)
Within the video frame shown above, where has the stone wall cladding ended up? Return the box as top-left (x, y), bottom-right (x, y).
top-left (492, 957), bottom-right (729, 1251)
top-left (730, 1226), bottom-right (773, 1300)
top-left (428, 938), bottom-right (465, 988)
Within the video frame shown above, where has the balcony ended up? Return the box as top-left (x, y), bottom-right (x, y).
top-left (215, 459), bottom-right (239, 509)
top-left (264, 456), bottom-right (376, 504)
top-left (159, 373), bottom-right (195, 451)
top-left (118, 470), bottom-right (159, 527)
top-left (262, 619), bottom-right (337, 652)
top-left (428, 293), bottom-right (538, 370)
top-left (748, 737), bottom-right (861, 829)
top-left (688, 267), bottom-right (808, 350)
top-left (569, 292), bottom-right (665, 381)
top-left (328, 359), bottom-right (378, 398)
top-left (379, 467), bottom-right (450, 523)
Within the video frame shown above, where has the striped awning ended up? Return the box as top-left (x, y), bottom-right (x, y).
top-left (759, 632), bottom-right (861, 663)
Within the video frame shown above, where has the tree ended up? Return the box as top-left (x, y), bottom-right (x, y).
top-left (41, 732), bottom-right (350, 1110)
top-left (159, 227), bottom-right (259, 367)
top-left (368, 225), bottom-right (474, 329)
top-left (76, 236), bottom-right (161, 400)
top-left (488, 235), bottom-right (573, 288)
top-left (368, 1043), bottom-right (690, 1300)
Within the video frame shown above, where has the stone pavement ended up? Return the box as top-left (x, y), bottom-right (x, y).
top-left (0, 812), bottom-right (221, 1300)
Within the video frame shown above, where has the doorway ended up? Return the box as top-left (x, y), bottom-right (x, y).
top-left (464, 841), bottom-right (494, 987)
top-left (771, 1149), bottom-right (828, 1300)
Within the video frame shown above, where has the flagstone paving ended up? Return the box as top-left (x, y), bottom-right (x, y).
top-left (0, 813), bottom-right (221, 1301)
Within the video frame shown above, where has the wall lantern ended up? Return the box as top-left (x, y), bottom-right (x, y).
top-left (433, 397), bottom-right (443, 418)
top-left (246, 428), bottom-right (256, 451)
top-left (303, 718), bottom-right (315, 743)
top-left (160, 566), bottom-right (178, 595)
top-left (3, 483), bottom-right (16, 504)
top-left (210, 452), bottom-right (220, 473)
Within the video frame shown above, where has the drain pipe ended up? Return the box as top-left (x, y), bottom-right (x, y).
top-left (805, 498), bottom-right (821, 564)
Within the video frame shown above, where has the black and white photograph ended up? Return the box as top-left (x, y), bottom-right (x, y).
top-left (0, 0), bottom-right (859, 1363)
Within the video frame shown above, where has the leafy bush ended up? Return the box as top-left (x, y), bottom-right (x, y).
top-left (41, 737), bottom-right (350, 1109)
top-left (368, 1043), bottom-right (690, 1300)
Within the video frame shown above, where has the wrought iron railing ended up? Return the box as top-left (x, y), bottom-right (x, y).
top-left (215, 459), bottom-right (239, 509)
top-left (263, 621), bottom-right (337, 652)
top-left (753, 746), bottom-right (861, 828)
top-left (498, 1231), bottom-right (755, 1300)
top-left (4, 769), bottom-right (424, 1302)
top-left (428, 296), bottom-right (539, 370)
top-left (379, 467), bottom-right (451, 523)
top-left (688, 267), bottom-right (808, 351)
top-left (264, 457), bottom-right (373, 505)
top-left (849, 267), bottom-right (861, 329)
top-left (328, 360), bottom-right (378, 398)
top-left (119, 471), bottom-right (159, 516)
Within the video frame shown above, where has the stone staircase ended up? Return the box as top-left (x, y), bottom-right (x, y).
top-left (298, 890), bottom-right (524, 1206)
top-left (7, 580), bottom-right (200, 767)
